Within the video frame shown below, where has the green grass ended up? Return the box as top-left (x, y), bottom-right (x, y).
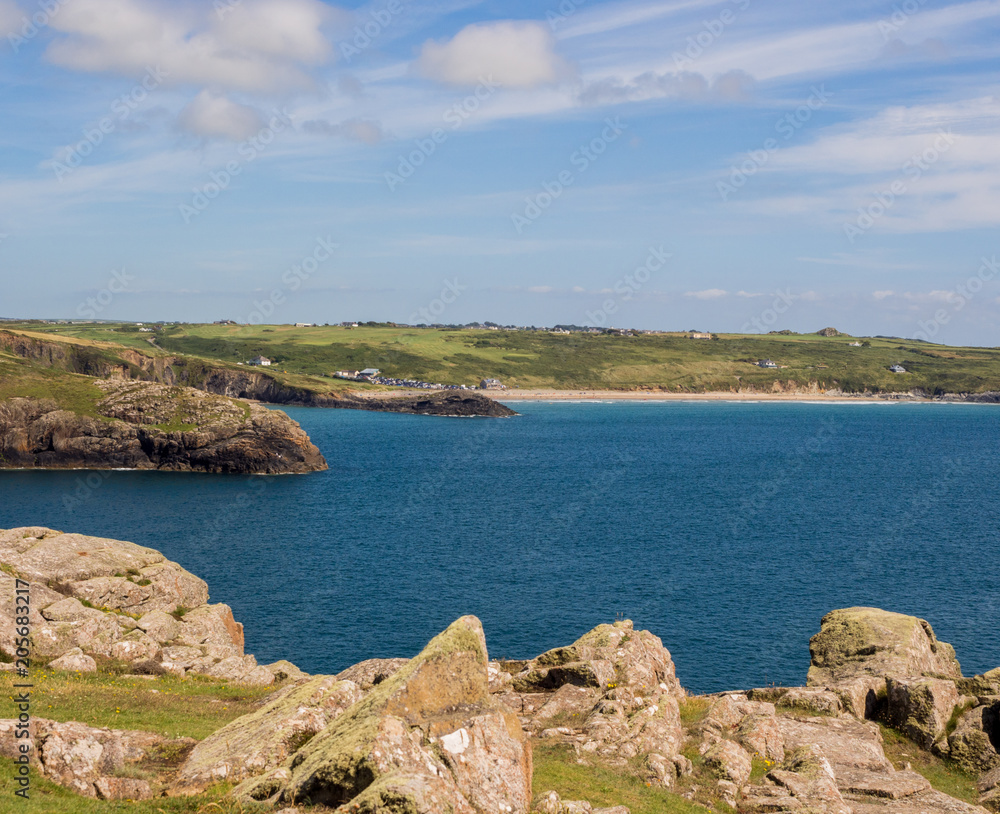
top-left (5, 321), bottom-right (1000, 395)
top-left (878, 724), bottom-right (980, 804)
top-left (0, 764), bottom-right (272, 814)
top-left (1, 669), bottom-right (274, 741)
top-left (532, 743), bottom-right (711, 814)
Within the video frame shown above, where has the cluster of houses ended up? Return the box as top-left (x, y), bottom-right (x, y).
top-left (332, 369), bottom-right (505, 391)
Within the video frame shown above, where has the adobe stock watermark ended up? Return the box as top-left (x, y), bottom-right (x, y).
top-left (511, 116), bottom-right (627, 234)
top-left (385, 76), bottom-right (501, 191)
top-left (340, 0), bottom-right (405, 62)
top-left (878, 0), bottom-right (929, 41)
top-left (843, 128), bottom-right (955, 243)
top-left (7, 0), bottom-right (69, 53)
top-left (718, 85), bottom-right (831, 200)
top-left (672, 0), bottom-right (750, 71)
top-left (740, 289), bottom-right (799, 333)
top-left (409, 279), bottom-right (466, 325)
top-left (76, 267), bottom-right (135, 320)
top-left (52, 66), bottom-right (169, 181)
top-left (546, 0), bottom-right (586, 30)
top-left (914, 255), bottom-right (998, 342)
top-left (180, 109), bottom-right (293, 223)
top-left (242, 236), bottom-right (339, 325)
top-left (584, 245), bottom-right (672, 327)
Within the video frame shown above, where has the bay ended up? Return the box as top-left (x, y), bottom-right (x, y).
top-left (1, 401), bottom-right (997, 693)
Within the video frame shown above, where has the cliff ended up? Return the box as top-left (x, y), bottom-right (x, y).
top-left (1, 527), bottom-right (997, 812)
top-left (0, 381), bottom-right (327, 474)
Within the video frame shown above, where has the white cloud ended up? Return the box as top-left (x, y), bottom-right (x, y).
top-left (580, 68), bottom-right (754, 106)
top-left (0, 0), bottom-right (22, 37)
top-left (302, 118), bottom-right (385, 145)
top-left (873, 290), bottom-right (895, 300)
top-left (45, 0), bottom-right (337, 94)
top-left (418, 21), bottom-right (574, 88)
top-left (736, 290), bottom-right (762, 298)
top-left (178, 91), bottom-right (264, 141)
top-left (685, 288), bottom-right (727, 299)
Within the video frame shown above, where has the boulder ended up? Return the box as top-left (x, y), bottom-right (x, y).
top-left (808, 608), bottom-right (961, 688)
top-left (766, 745), bottom-right (852, 814)
top-left (946, 702), bottom-right (1000, 774)
top-left (233, 616), bottom-right (532, 814)
top-left (704, 738), bottom-right (752, 786)
top-left (334, 656), bottom-right (409, 690)
top-left (264, 660), bottom-right (308, 682)
top-left (777, 687), bottom-right (845, 716)
top-left (136, 609), bottom-right (181, 644)
top-left (516, 621), bottom-right (685, 780)
top-left (0, 717), bottom-right (193, 798)
top-left (980, 765), bottom-right (1000, 812)
top-left (532, 792), bottom-right (629, 813)
top-left (886, 676), bottom-right (961, 749)
top-left (49, 647), bottom-right (97, 673)
top-left (174, 676), bottom-right (364, 793)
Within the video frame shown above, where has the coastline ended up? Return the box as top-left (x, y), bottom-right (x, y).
top-left (350, 388), bottom-right (943, 403)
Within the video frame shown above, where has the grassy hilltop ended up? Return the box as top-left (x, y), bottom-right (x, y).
top-left (4, 321), bottom-right (1000, 396)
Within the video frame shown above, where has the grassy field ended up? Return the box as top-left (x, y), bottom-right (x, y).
top-left (3, 321), bottom-right (1000, 394)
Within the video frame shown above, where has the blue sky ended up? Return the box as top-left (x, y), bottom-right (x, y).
top-left (1, 0), bottom-right (998, 344)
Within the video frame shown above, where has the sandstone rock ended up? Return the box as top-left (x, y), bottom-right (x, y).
top-left (174, 676), bottom-right (364, 793)
top-left (738, 711), bottom-right (785, 762)
top-left (49, 647), bottom-right (97, 672)
top-left (234, 616), bottom-right (532, 814)
top-left (947, 702), bottom-right (1000, 774)
top-left (980, 765), bottom-right (1000, 812)
top-left (808, 607), bottom-right (961, 688)
top-left (333, 656), bottom-right (409, 689)
top-left (768, 745), bottom-right (852, 814)
top-left (532, 791), bottom-right (629, 813)
top-left (959, 669), bottom-right (1000, 699)
top-left (531, 684), bottom-right (599, 732)
top-left (94, 776), bottom-right (153, 801)
top-left (264, 660), bottom-right (308, 682)
top-left (705, 738), bottom-right (753, 786)
top-left (517, 621), bottom-right (685, 781)
top-left (203, 654), bottom-right (274, 686)
top-left (137, 609), bottom-right (181, 643)
top-left (886, 676), bottom-right (961, 748)
top-left (110, 630), bottom-right (161, 663)
top-left (778, 716), bottom-right (892, 774)
top-left (40, 597), bottom-right (107, 622)
top-left (777, 688), bottom-right (844, 716)
top-left (174, 603), bottom-right (244, 652)
top-left (0, 717), bottom-right (193, 798)
top-left (848, 790), bottom-right (993, 813)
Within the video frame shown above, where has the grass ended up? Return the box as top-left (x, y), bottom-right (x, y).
top-left (9, 321), bottom-right (1000, 395)
top-left (0, 764), bottom-right (274, 814)
top-left (1, 669), bottom-right (274, 741)
top-left (532, 743), bottom-right (711, 814)
top-left (878, 723), bottom-right (981, 804)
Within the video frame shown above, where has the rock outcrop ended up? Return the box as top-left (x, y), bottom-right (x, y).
top-left (0, 527), bottom-right (281, 684)
top-left (0, 381), bottom-right (327, 474)
top-left (0, 717), bottom-right (194, 800)
top-left (231, 616), bottom-right (533, 813)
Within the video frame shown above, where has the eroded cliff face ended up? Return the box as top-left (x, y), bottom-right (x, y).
top-left (0, 381), bottom-right (327, 474)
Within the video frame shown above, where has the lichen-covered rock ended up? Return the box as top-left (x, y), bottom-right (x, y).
top-left (777, 687), bottom-right (844, 716)
top-left (49, 647), bottom-right (98, 672)
top-left (0, 717), bottom-right (193, 798)
top-left (333, 656), bottom-right (409, 690)
top-left (704, 738), bottom-right (753, 786)
top-left (946, 702), bottom-right (1000, 774)
top-left (886, 676), bottom-right (961, 749)
top-left (516, 620), bottom-right (685, 782)
top-left (174, 676), bottom-right (364, 793)
top-left (234, 616), bottom-right (532, 814)
top-left (980, 765), bottom-right (1000, 812)
top-left (808, 607), bottom-right (961, 688)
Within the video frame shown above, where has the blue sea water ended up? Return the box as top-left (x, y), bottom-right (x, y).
top-left (0, 401), bottom-right (997, 694)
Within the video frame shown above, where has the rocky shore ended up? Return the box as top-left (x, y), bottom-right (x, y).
top-left (0, 381), bottom-right (327, 474)
top-left (1, 527), bottom-right (998, 813)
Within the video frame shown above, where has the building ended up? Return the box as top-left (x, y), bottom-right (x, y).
top-left (359, 368), bottom-right (380, 377)
top-left (757, 359), bottom-right (778, 369)
top-left (294, 323), bottom-right (317, 328)
top-left (250, 356), bottom-right (272, 366)
top-left (890, 364), bottom-right (907, 373)
top-left (479, 378), bottom-right (505, 390)
top-left (849, 341), bottom-right (862, 347)
top-left (688, 332), bottom-right (713, 339)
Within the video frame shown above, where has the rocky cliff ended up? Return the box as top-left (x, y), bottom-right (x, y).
top-left (0, 381), bottom-right (327, 474)
top-left (1, 529), bottom-right (998, 813)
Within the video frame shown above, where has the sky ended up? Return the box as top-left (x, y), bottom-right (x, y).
top-left (0, 0), bottom-right (998, 345)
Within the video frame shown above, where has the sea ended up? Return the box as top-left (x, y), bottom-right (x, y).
top-left (1, 400), bottom-right (997, 694)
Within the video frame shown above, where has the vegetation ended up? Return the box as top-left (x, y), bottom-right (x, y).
top-left (879, 724), bottom-right (980, 803)
top-left (532, 743), bottom-right (710, 814)
top-left (4, 321), bottom-right (1000, 395)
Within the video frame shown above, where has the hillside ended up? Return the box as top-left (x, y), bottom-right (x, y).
top-left (5, 321), bottom-right (1000, 396)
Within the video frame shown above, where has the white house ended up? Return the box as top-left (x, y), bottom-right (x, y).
top-left (890, 364), bottom-right (907, 373)
top-left (757, 359), bottom-right (778, 369)
top-left (250, 356), bottom-right (272, 366)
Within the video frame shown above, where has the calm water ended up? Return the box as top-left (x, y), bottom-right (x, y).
top-left (1, 401), bottom-right (997, 694)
